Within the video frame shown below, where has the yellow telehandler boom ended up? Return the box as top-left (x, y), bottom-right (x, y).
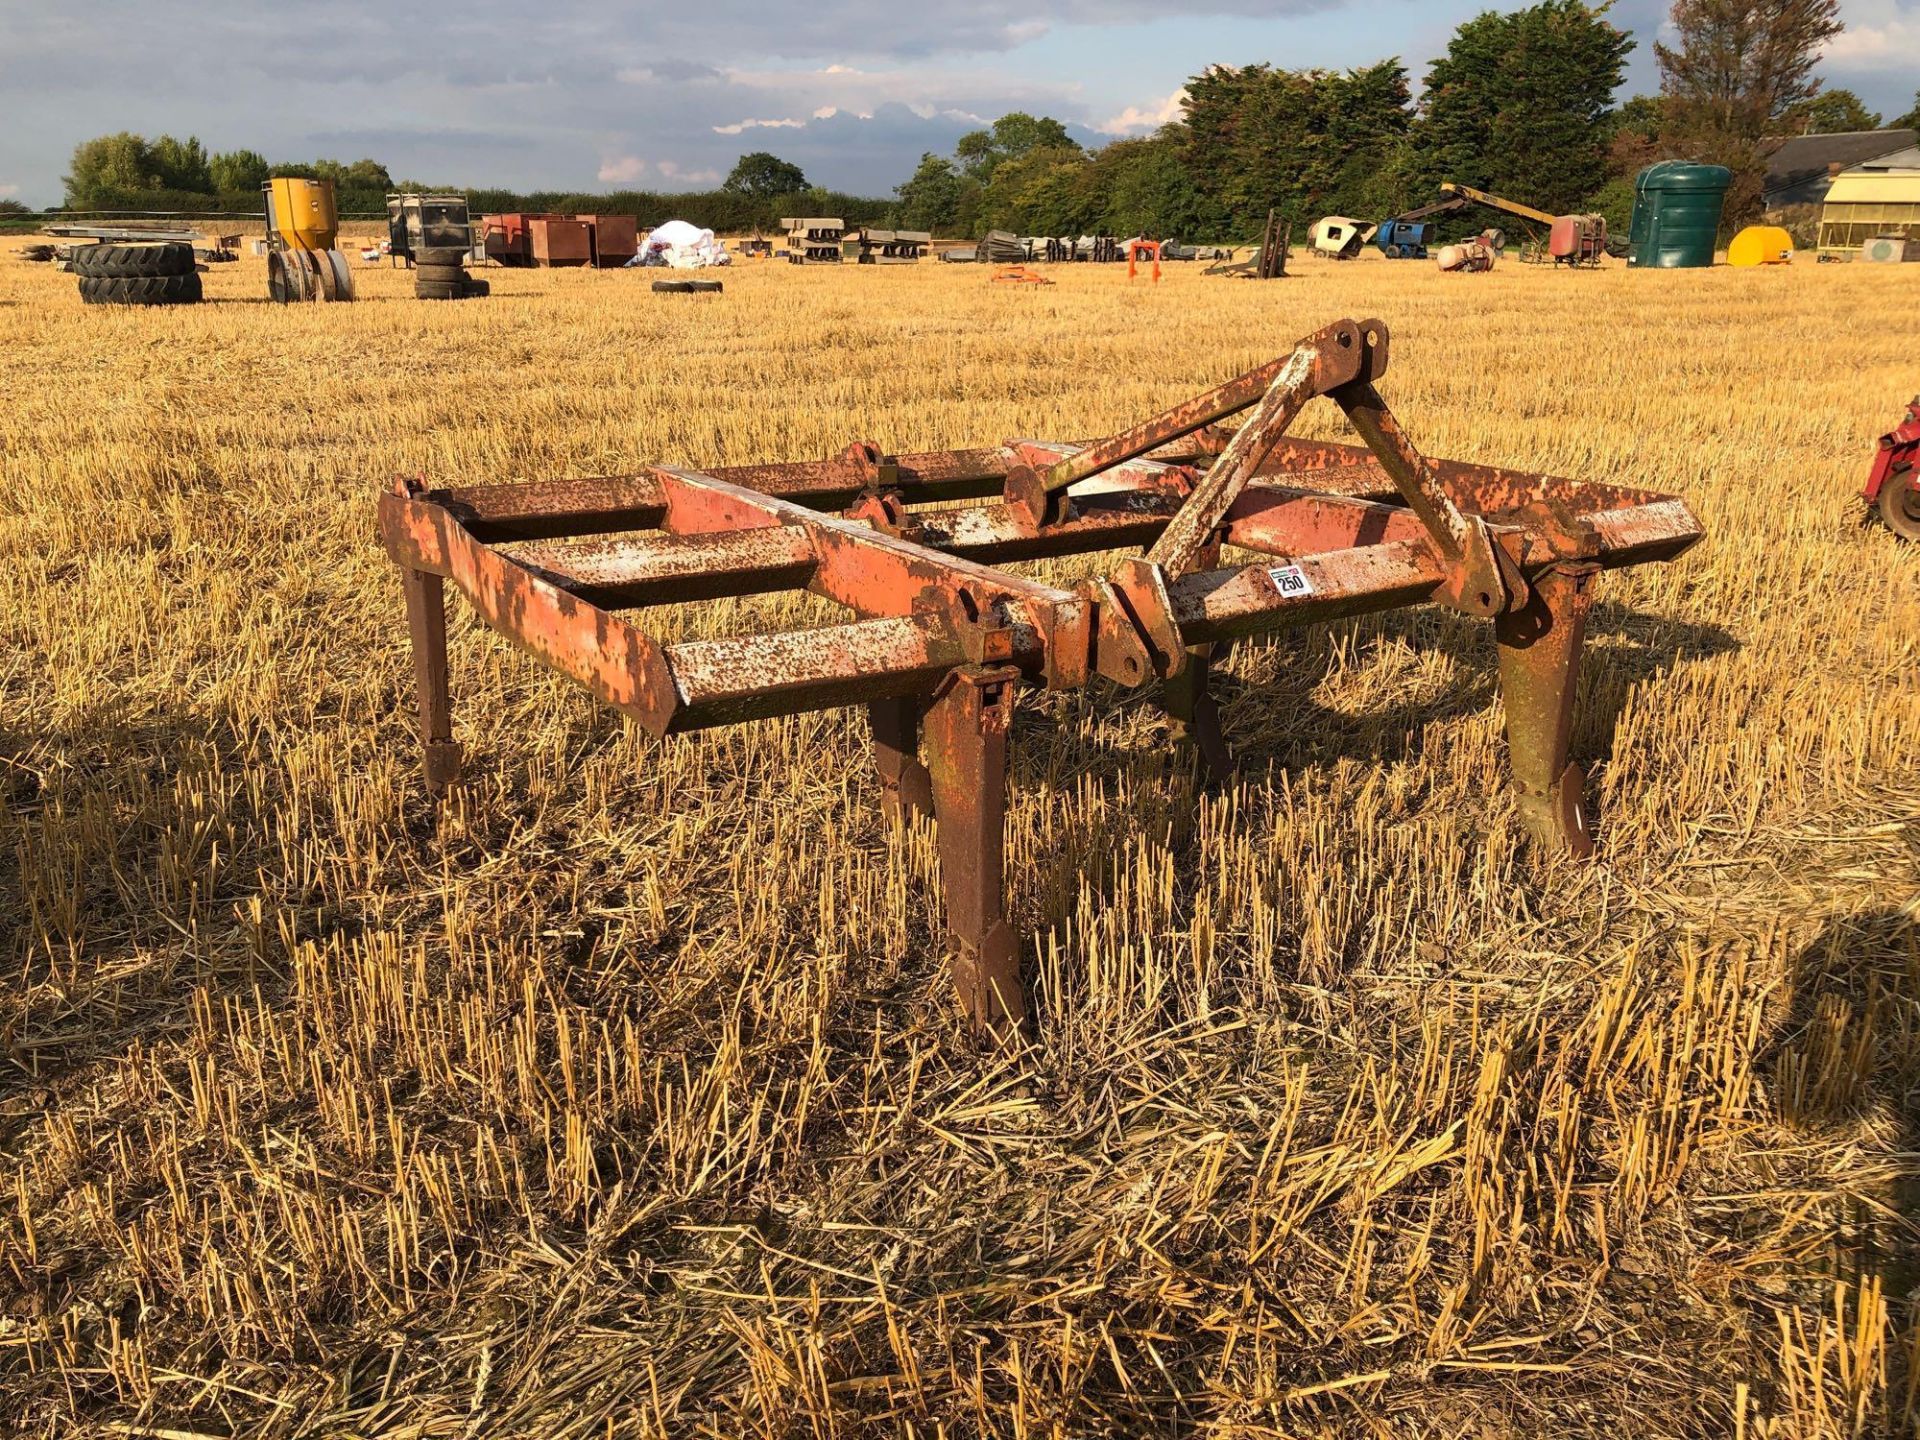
top-left (1438, 183), bottom-right (1557, 227)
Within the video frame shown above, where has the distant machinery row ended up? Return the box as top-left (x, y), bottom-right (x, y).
top-left (479, 212), bottom-right (638, 268)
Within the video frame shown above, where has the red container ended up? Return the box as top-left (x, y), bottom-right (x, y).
top-left (1548, 214), bottom-right (1605, 263)
top-left (483, 212), bottom-right (535, 266)
top-left (579, 214), bottom-right (638, 267)
top-left (529, 217), bottom-right (593, 267)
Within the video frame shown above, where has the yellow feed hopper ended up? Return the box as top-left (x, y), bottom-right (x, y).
top-left (263, 177), bottom-right (355, 302)
top-left (1727, 225), bottom-right (1793, 267)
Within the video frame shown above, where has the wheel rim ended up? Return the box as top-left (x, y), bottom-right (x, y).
top-left (1881, 470), bottom-right (1920, 542)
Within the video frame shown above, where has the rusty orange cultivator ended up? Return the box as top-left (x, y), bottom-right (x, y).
top-left (380, 319), bottom-right (1703, 1041)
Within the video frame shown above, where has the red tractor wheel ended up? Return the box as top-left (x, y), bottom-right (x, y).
top-left (1879, 466), bottom-right (1920, 542)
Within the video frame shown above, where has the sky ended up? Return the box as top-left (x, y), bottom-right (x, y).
top-left (0, 0), bottom-right (1915, 206)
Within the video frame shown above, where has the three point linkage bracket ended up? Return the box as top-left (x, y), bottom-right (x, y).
top-left (1001, 319), bottom-right (1526, 691)
top-left (380, 317), bottom-right (1703, 1043)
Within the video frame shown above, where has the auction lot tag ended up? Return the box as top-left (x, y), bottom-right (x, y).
top-left (1268, 564), bottom-right (1315, 597)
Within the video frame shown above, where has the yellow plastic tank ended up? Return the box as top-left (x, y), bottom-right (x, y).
top-left (1727, 225), bottom-right (1793, 267)
top-left (264, 177), bottom-right (339, 251)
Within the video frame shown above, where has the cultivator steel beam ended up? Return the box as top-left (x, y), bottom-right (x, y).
top-left (380, 317), bottom-right (1703, 1042)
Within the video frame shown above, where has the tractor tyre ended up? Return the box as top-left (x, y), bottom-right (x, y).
top-left (268, 249), bottom-right (324, 303)
top-left (414, 279), bottom-right (467, 300)
top-left (689, 279), bottom-right (723, 293)
top-left (458, 277), bottom-right (490, 298)
top-left (321, 248), bottom-right (355, 302)
top-left (72, 242), bottom-right (195, 279)
top-left (1878, 467), bottom-right (1920, 542)
top-left (78, 272), bottom-right (203, 305)
top-left (651, 279), bottom-right (695, 293)
top-left (413, 246), bottom-right (471, 267)
top-left (414, 263), bottom-right (468, 284)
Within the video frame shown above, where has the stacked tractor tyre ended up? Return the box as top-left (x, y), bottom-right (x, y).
top-left (73, 242), bottom-right (202, 307)
top-left (414, 246), bottom-right (488, 301)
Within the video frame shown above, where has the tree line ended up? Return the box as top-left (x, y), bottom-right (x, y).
top-left (897, 0), bottom-right (1916, 242)
top-left (61, 134), bottom-right (409, 216)
top-left (54, 131), bottom-right (895, 233)
top-left (49, 0), bottom-right (1920, 243)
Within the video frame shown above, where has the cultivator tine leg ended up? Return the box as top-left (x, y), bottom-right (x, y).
top-left (868, 698), bottom-right (934, 822)
top-left (1163, 644), bottom-right (1235, 787)
top-left (1495, 561), bottom-right (1599, 856)
top-left (401, 567), bottom-right (463, 795)
top-left (924, 666), bottom-right (1025, 1043)
top-left (1333, 378), bottom-right (1516, 620)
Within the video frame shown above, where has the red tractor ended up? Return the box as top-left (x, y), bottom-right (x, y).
top-left (1867, 398), bottom-right (1920, 541)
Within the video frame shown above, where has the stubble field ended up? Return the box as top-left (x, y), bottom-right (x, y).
top-left (1, 238), bottom-right (1916, 1438)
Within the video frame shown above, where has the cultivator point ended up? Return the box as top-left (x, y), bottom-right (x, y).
top-left (380, 318), bottom-right (1703, 1041)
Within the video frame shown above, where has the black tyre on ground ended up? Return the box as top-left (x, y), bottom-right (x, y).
top-left (72, 242), bottom-right (195, 279)
top-left (459, 277), bottom-right (490, 298)
top-left (414, 263), bottom-right (468, 284)
top-left (689, 280), bottom-right (723, 293)
top-left (413, 246), bottom-right (471, 267)
top-left (414, 280), bottom-right (467, 300)
top-left (77, 272), bottom-right (203, 306)
top-left (1878, 467), bottom-right (1920, 542)
top-left (652, 279), bottom-right (694, 293)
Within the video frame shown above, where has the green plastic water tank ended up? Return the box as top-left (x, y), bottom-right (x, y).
top-left (1628, 161), bottom-right (1732, 268)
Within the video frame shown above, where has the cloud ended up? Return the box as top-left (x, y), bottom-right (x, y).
top-left (616, 59), bottom-right (723, 84)
top-left (657, 160), bottom-right (723, 184)
top-left (1821, 4), bottom-right (1920, 71)
top-left (1099, 89), bottom-right (1188, 134)
top-left (712, 116), bottom-right (809, 135)
top-left (720, 59), bottom-right (1086, 120)
top-left (308, 125), bottom-right (541, 151)
top-left (598, 155), bottom-right (647, 183)
top-left (0, 183), bottom-right (18, 197)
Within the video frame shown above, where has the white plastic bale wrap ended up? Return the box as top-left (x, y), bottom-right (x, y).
top-left (642, 220), bottom-right (734, 269)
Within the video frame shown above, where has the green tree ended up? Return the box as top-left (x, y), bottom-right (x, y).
top-left (1327, 63), bottom-right (1421, 216)
top-left (1415, 1), bottom-right (1634, 213)
top-left (893, 152), bottom-right (972, 232)
top-left (210, 149), bottom-right (270, 197)
top-left (1083, 134), bottom-right (1229, 239)
top-left (954, 130), bottom-right (997, 179)
top-left (63, 131), bottom-right (224, 207)
top-left (954, 113), bottom-right (1078, 181)
top-left (317, 158), bottom-right (392, 191)
top-left (1183, 61), bottom-right (1412, 231)
top-left (1782, 87), bottom-right (1881, 133)
top-left (724, 151), bottom-right (808, 200)
top-left (985, 113), bottom-right (1073, 159)
top-left (1897, 91), bottom-right (1920, 131)
top-left (147, 135), bottom-right (212, 193)
top-left (65, 132), bottom-right (157, 204)
top-left (978, 145), bottom-right (1088, 233)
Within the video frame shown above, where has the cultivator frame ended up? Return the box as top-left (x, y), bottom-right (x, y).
top-left (380, 318), bottom-right (1703, 1041)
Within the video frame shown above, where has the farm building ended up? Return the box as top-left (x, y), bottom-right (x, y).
top-left (1761, 127), bottom-right (1916, 211)
top-left (1815, 144), bottom-right (1920, 254)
